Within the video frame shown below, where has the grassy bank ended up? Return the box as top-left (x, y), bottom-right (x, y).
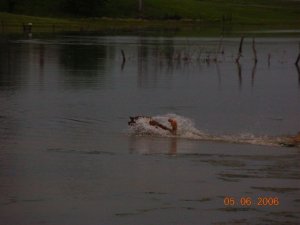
top-left (104, 0), bottom-right (300, 23)
top-left (1, 0), bottom-right (300, 36)
top-left (1, 0), bottom-right (300, 23)
top-left (0, 12), bottom-right (212, 35)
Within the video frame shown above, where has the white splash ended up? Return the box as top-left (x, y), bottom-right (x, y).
top-left (128, 113), bottom-right (295, 147)
top-left (128, 114), bottom-right (203, 138)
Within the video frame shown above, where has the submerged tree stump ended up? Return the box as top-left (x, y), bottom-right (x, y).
top-left (236, 36), bottom-right (244, 63)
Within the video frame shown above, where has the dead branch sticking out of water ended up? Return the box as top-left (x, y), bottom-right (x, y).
top-left (120, 39), bottom-right (299, 70)
top-left (296, 42), bottom-right (300, 65)
top-left (252, 37), bottom-right (257, 64)
top-left (295, 64), bottom-right (300, 86)
top-left (121, 49), bottom-right (126, 63)
top-left (121, 49), bottom-right (126, 70)
top-left (295, 53), bottom-right (300, 65)
top-left (236, 36), bottom-right (244, 63)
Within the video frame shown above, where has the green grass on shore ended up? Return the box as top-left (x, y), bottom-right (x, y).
top-left (0, 12), bottom-right (219, 36)
top-left (0, 0), bottom-right (300, 35)
top-left (2, 0), bottom-right (300, 23)
top-left (104, 0), bottom-right (300, 24)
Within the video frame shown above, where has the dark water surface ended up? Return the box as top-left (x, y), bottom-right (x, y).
top-left (0, 35), bottom-right (300, 225)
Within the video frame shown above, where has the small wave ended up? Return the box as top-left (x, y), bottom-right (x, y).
top-left (128, 114), bottom-right (296, 147)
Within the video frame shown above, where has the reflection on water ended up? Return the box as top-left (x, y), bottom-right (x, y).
top-left (2, 36), bottom-right (300, 92)
top-left (59, 44), bottom-right (107, 86)
top-left (251, 62), bottom-right (257, 88)
top-left (0, 43), bottom-right (27, 89)
top-left (0, 36), bottom-right (300, 225)
top-left (129, 136), bottom-right (177, 155)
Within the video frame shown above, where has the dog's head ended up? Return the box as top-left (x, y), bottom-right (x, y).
top-left (128, 116), bottom-right (149, 126)
top-left (128, 116), bottom-right (140, 126)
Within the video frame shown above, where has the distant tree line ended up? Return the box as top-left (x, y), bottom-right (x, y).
top-left (63, 0), bottom-right (107, 17)
top-left (0, 0), bottom-right (108, 17)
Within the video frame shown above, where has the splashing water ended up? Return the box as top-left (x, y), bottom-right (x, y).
top-left (128, 114), bottom-right (296, 147)
top-left (128, 114), bottom-right (202, 137)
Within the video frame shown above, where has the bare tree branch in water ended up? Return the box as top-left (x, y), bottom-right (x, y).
top-left (236, 36), bottom-right (244, 63)
top-left (252, 37), bottom-right (257, 64)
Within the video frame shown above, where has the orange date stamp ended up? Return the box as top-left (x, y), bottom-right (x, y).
top-left (224, 196), bottom-right (280, 207)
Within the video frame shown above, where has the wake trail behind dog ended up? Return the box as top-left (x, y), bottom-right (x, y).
top-left (127, 114), bottom-right (292, 147)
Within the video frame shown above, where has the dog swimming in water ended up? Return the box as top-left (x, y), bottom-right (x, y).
top-left (128, 115), bottom-right (300, 147)
top-left (128, 116), bottom-right (177, 135)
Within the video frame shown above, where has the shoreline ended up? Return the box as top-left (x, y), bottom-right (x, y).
top-left (1, 12), bottom-right (300, 36)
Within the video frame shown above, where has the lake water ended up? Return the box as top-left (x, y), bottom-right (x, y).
top-left (0, 35), bottom-right (300, 225)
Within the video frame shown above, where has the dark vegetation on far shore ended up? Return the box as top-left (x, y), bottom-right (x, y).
top-left (0, 0), bottom-right (300, 35)
top-left (1, 0), bottom-right (300, 22)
